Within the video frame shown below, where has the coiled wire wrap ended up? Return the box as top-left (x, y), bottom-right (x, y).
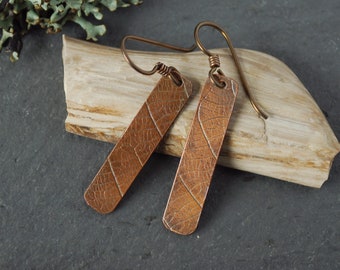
top-left (208, 55), bottom-right (221, 68)
top-left (156, 62), bottom-right (182, 86)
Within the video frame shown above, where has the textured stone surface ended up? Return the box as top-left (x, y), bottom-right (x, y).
top-left (0, 0), bottom-right (339, 269)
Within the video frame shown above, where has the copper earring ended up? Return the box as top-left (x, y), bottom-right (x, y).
top-left (163, 21), bottom-right (268, 235)
top-left (84, 35), bottom-right (195, 214)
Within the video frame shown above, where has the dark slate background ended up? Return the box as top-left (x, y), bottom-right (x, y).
top-left (1, 1), bottom-right (339, 269)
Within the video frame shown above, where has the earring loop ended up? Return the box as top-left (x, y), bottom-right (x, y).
top-left (121, 35), bottom-right (196, 85)
top-left (194, 21), bottom-right (268, 119)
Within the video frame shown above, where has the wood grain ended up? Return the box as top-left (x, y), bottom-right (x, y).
top-left (62, 35), bottom-right (340, 188)
top-left (163, 76), bottom-right (238, 235)
top-left (84, 76), bottom-right (192, 214)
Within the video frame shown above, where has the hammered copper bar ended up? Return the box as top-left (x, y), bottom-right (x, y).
top-left (163, 75), bottom-right (238, 235)
top-left (84, 76), bottom-right (192, 214)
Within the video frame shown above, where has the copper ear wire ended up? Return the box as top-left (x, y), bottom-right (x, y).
top-left (121, 35), bottom-right (196, 86)
top-left (194, 21), bottom-right (268, 120)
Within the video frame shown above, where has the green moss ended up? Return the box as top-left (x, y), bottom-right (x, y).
top-left (0, 0), bottom-right (142, 61)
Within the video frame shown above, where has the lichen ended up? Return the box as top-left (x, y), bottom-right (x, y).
top-left (0, 0), bottom-right (142, 61)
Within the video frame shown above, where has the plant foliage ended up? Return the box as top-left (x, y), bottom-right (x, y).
top-left (0, 0), bottom-right (142, 61)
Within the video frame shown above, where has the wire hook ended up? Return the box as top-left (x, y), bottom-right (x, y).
top-left (194, 21), bottom-right (268, 119)
top-left (121, 35), bottom-right (196, 85)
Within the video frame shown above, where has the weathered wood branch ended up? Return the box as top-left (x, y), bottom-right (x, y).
top-left (62, 35), bottom-right (340, 188)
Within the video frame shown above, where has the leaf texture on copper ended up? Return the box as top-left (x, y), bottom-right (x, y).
top-left (163, 75), bottom-right (238, 235)
top-left (84, 76), bottom-right (192, 214)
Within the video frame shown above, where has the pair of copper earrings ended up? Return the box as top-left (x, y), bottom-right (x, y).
top-left (84, 21), bottom-right (267, 235)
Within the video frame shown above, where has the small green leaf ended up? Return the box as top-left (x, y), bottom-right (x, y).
top-left (127, 0), bottom-right (143, 5)
top-left (99, 0), bottom-right (117, 11)
top-left (67, 0), bottom-right (82, 10)
top-left (70, 15), bottom-right (106, 41)
top-left (50, 5), bottom-right (69, 23)
top-left (0, 29), bottom-right (13, 51)
top-left (10, 50), bottom-right (19, 62)
top-left (82, 3), bottom-right (103, 20)
top-left (117, 0), bottom-right (130, 8)
top-left (26, 9), bottom-right (39, 25)
top-left (28, 0), bottom-right (42, 7)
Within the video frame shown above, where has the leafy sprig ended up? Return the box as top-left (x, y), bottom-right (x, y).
top-left (0, 0), bottom-right (142, 61)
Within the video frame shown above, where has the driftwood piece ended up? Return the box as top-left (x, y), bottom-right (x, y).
top-left (62, 35), bottom-right (340, 188)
